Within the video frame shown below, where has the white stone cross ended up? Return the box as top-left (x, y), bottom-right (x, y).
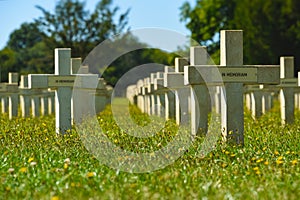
top-left (163, 66), bottom-right (176, 121)
top-left (70, 57), bottom-right (95, 124)
top-left (0, 72), bottom-right (19, 119)
top-left (185, 30), bottom-right (280, 144)
top-left (188, 46), bottom-right (210, 135)
top-left (19, 75), bottom-right (32, 117)
top-left (245, 84), bottom-right (276, 117)
top-left (136, 79), bottom-right (145, 113)
top-left (28, 48), bottom-right (98, 134)
top-left (279, 57), bottom-right (296, 124)
top-left (164, 58), bottom-right (190, 125)
top-left (152, 72), bottom-right (165, 117)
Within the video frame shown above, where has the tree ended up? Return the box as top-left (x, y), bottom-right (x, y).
top-left (0, 0), bottom-right (130, 77)
top-left (92, 33), bottom-right (174, 89)
top-left (35, 0), bottom-right (129, 58)
top-left (5, 22), bottom-right (52, 74)
top-left (180, 0), bottom-right (237, 63)
top-left (7, 22), bottom-right (44, 51)
top-left (0, 48), bottom-right (17, 82)
top-left (180, 0), bottom-right (300, 72)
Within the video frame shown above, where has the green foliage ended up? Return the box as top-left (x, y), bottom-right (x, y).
top-left (0, 101), bottom-right (300, 199)
top-left (103, 48), bottom-right (173, 87)
top-left (1, 22), bottom-right (52, 76)
top-left (7, 22), bottom-right (44, 51)
top-left (181, 0), bottom-right (300, 70)
top-left (0, 48), bottom-right (17, 82)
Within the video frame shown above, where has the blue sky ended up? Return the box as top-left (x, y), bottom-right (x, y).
top-left (0, 0), bottom-right (195, 50)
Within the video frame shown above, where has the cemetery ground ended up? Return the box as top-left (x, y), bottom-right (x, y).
top-left (0, 100), bottom-right (299, 199)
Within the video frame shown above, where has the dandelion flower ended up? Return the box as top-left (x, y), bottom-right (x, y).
top-left (285, 151), bottom-right (290, 155)
top-left (253, 167), bottom-right (259, 171)
top-left (86, 172), bottom-right (96, 178)
top-left (19, 167), bottom-right (27, 173)
top-left (276, 159), bottom-right (284, 165)
top-left (64, 163), bottom-right (68, 169)
top-left (291, 160), bottom-right (297, 165)
top-left (262, 147), bottom-right (267, 151)
top-left (264, 161), bottom-right (269, 165)
top-left (28, 157), bottom-right (34, 163)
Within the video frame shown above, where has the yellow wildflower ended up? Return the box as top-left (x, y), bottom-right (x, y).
top-left (19, 167), bottom-right (27, 173)
top-left (285, 151), bottom-right (290, 155)
top-left (253, 167), bottom-right (259, 171)
top-left (262, 147), bottom-right (267, 151)
top-left (86, 172), bottom-right (96, 178)
top-left (276, 159), bottom-right (284, 165)
top-left (264, 161), bottom-right (269, 165)
top-left (221, 163), bottom-right (227, 168)
top-left (291, 160), bottom-right (297, 165)
top-left (64, 163), bottom-right (68, 169)
top-left (28, 157), bottom-right (34, 163)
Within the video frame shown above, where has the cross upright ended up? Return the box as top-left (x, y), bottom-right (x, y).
top-left (0, 72), bottom-right (19, 119)
top-left (153, 72), bottom-right (166, 118)
top-left (164, 58), bottom-right (190, 125)
top-left (8, 72), bottom-right (19, 119)
top-left (279, 56), bottom-right (296, 124)
top-left (188, 46), bottom-right (210, 135)
top-left (28, 48), bottom-right (98, 134)
top-left (19, 75), bottom-right (32, 117)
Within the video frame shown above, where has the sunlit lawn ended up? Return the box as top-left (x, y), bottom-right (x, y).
top-left (0, 100), bottom-right (299, 199)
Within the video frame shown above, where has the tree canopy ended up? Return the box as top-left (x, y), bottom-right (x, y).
top-left (180, 0), bottom-right (300, 73)
top-left (35, 0), bottom-right (129, 58)
top-left (0, 0), bottom-right (130, 81)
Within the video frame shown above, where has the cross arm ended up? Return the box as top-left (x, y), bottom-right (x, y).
top-left (184, 65), bottom-right (280, 85)
top-left (28, 74), bottom-right (98, 89)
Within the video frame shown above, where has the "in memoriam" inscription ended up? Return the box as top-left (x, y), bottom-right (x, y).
top-left (48, 76), bottom-right (76, 87)
top-left (218, 68), bottom-right (257, 82)
top-left (55, 79), bottom-right (74, 83)
top-left (222, 72), bottom-right (248, 77)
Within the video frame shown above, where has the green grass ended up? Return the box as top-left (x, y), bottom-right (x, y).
top-left (0, 100), bottom-right (299, 199)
